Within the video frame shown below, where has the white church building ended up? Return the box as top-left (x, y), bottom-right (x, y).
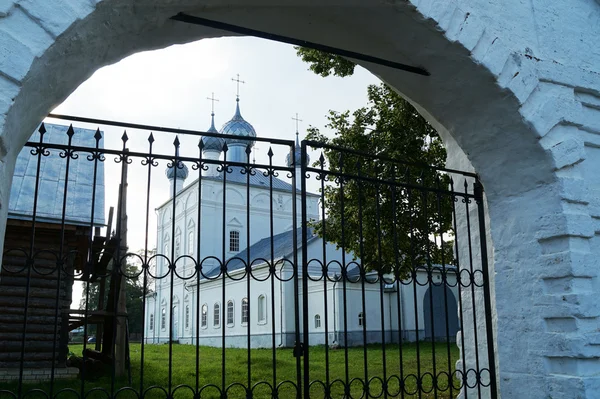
top-left (143, 98), bottom-right (459, 348)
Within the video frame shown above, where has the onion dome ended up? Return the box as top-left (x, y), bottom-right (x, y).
top-left (166, 163), bottom-right (189, 180)
top-left (220, 99), bottom-right (256, 147)
top-left (201, 112), bottom-right (225, 152)
top-left (166, 140), bottom-right (189, 180)
top-left (286, 132), bottom-right (310, 167)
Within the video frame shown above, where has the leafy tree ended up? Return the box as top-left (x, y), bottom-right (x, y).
top-left (298, 49), bottom-right (454, 276)
top-left (296, 47), bottom-right (356, 77)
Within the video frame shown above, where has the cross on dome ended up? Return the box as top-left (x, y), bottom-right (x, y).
top-left (292, 113), bottom-right (303, 145)
top-left (207, 92), bottom-right (219, 113)
top-left (287, 112), bottom-right (309, 168)
top-left (231, 73), bottom-right (245, 100)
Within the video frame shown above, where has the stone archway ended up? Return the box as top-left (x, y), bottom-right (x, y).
top-left (0, 1), bottom-right (598, 397)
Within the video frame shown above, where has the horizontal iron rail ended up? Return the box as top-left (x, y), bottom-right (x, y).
top-left (170, 13), bottom-right (430, 77)
top-left (22, 141), bottom-right (297, 174)
top-left (304, 139), bottom-right (479, 179)
top-left (47, 114), bottom-right (295, 147)
top-left (304, 165), bottom-right (477, 199)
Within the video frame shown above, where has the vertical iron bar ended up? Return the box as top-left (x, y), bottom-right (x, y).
top-left (375, 173), bottom-right (388, 399)
top-left (435, 177), bottom-right (453, 398)
top-left (221, 145), bottom-right (228, 396)
top-left (196, 140), bottom-right (204, 395)
top-left (421, 186), bottom-right (438, 399)
top-left (168, 138), bottom-right (179, 397)
top-left (357, 162), bottom-right (369, 390)
top-left (390, 166), bottom-right (405, 399)
top-left (406, 168), bottom-right (422, 399)
top-left (268, 147), bottom-right (277, 394)
top-left (319, 154), bottom-right (331, 397)
top-left (50, 125), bottom-right (76, 396)
top-left (111, 133), bottom-right (129, 396)
top-left (17, 124), bottom-right (46, 398)
top-left (337, 152), bottom-right (350, 397)
top-left (140, 132), bottom-right (155, 395)
top-left (474, 180), bottom-right (498, 398)
top-left (300, 141), bottom-right (309, 399)
top-left (245, 145), bottom-right (252, 396)
top-left (80, 128), bottom-right (102, 392)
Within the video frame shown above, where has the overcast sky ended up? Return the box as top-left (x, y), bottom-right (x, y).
top-left (47, 36), bottom-right (380, 306)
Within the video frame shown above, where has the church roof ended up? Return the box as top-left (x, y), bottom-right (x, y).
top-left (201, 113), bottom-right (225, 152)
top-left (165, 162), bottom-right (189, 180)
top-left (166, 139), bottom-right (190, 181)
top-left (220, 99), bottom-right (256, 146)
top-left (215, 227), bottom-right (319, 276)
top-left (203, 167), bottom-right (296, 192)
top-left (8, 123), bottom-right (106, 226)
top-left (286, 133), bottom-right (310, 168)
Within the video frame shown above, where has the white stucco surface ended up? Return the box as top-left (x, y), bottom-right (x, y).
top-left (0, 1), bottom-right (598, 397)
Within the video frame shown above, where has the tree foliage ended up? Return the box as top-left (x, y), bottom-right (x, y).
top-left (297, 52), bottom-right (455, 275)
top-left (295, 47), bottom-right (356, 77)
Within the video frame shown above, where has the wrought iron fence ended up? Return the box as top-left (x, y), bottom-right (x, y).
top-left (0, 115), bottom-right (496, 398)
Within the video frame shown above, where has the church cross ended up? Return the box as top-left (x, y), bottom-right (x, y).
top-left (231, 73), bottom-right (245, 99)
top-left (292, 113), bottom-right (303, 135)
top-left (207, 92), bottom-right (219, 113)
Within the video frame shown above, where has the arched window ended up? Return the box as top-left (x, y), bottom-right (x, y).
top-left (149, 314), bottom-right (154, 330)
top-left (214, 303), bottom-right (220, 328)
top-left (227, 300), bottom-right (234, 326)
top-left (163, 241), bottom-right (169, 273)
top-left (241, 298), bottom-right (249, 324)
top-left (201, 304), bottom-right (208, 328)
top-left (185, 305), bottom-right (190, 329)
top-left (161, 308), bottom-right (166, 330)
top-left (229, 230), bottom-right (240, 252)
top-left (257, 295), bottom-right (266, 324)
top-left (188, 230), bottom-right (194, 255)
top-left (187, 220), bottom-right (195, 255)
top-left (358, 312), bottom-right (364, 327)
top-left (175, 228), bottom-right (181, 258)
top-left (314, 314), bottom-right (321, 329)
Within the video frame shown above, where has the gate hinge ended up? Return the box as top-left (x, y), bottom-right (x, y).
top-left (293, 341), bottom-right (304, 358)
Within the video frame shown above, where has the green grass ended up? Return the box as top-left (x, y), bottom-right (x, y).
top-left (2, 343), bottom-right (460, 398)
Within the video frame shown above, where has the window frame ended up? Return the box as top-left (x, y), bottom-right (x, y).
top-left (213, 303), bottom-right (221, 328)
top-left (149, 314), bottom-right (154, 331)
top-left (161, 307), bottom-right (166, 330)
top-left (358, 312), bottom-right (364, 327)
top-left (257, 294), bottom-right (267, 325)
top-left (185, 304), bottom-right (190, 330)
top-left (226, 300), bottom-right (234, 327)
top-left (201, 304), bottom-right (208, 329)
top-left (241, 298), bottom-right (249, 325)
top-left (187, 230), bottom-right (194, 255)
top-left (229, 230), bottom-right (240, 253)
top-left (314, 314), bottom-right (321, 329)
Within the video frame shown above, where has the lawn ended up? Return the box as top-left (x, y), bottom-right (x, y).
top-left (2, 343), bottom-right (460, 398)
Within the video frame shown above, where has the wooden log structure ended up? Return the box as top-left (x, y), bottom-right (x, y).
top-left (0, 219), bottom-right (90, 369)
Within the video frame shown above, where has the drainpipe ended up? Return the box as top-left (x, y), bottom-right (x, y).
top-left (399, 280), bottom-right (405, 341)
top-left (389, 290), bottom-right (393, 343)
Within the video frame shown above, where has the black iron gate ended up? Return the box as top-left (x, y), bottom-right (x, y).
top-left (0, 116), bottom-right (496, 398)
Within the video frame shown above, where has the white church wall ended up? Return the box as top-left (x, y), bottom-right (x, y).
top-left (146, 263), bottom-right (293, 348)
